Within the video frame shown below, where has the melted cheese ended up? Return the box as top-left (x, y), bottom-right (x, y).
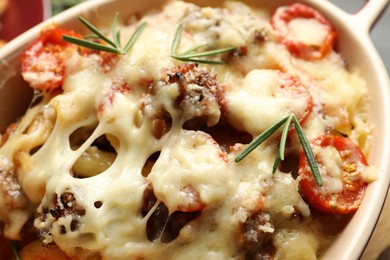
top-left (288, 18), bottom-right (328, 46)
top-left (227, 69), bottom-right (311, 136)
top-left (0, 1), bottom-right (375, 259)
top-left (148, 130), bottom-right (231, 212)
top-left (314, 145), bottom-right (344, 194)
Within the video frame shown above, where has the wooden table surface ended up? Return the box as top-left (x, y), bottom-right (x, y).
top-left (361, 189), bottom-right (390, 259)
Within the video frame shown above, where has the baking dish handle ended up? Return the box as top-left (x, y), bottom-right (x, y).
top-left (354, 0), bottom-right (389, 32)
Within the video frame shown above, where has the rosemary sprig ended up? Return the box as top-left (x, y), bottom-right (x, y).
top-left (170, 24), bottom-right (236, 64)
top-left (63, 13), bottom-right (147, 55)
top-left (235, 116), bottom-right (289, 162)
top-left (235, 114), bottom-right (322, 187)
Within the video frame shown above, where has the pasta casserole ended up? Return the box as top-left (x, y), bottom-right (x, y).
top-left (0, 0), bottom-right (376, 259)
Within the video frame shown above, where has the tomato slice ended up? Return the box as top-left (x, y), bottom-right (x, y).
top-left (276, 71), bottom-right (313, 126)
top-left (227, 70), bottom-right (313, 137)
top-left (298, 136), bottom-right (368, 214)
top-left (21, 28), bottom-right (82, 91)
top-left (271, 3), bottom-right (336, 60)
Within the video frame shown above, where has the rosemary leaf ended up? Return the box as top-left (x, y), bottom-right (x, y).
top-left (170, 55), bottom-right (228, 65)
top-left (7, 241), bottom-right (21, 260)
top-left (63, 15), bottom-right (147, 55)
top-left (123, 21), bottom-right (148, 53)
top-left (62, 35), bottom-right (122, 54)
top-left (84, 34), bottom-right (100, 39)
top-left (112, 13), bottom-right (121, 48)
top-left (171, 23), bottom-right (183, 55)
top-left (176, 46), bottom-right (236, 59)
top-left (181, 43), bottom-right (208, 55)
top-left (279, 114), bottom-right (293, 161)
top-left (272, 147), bottom-right (281, 174)
top-left (170, 23), bottom-right (235, 64)
top-left (292, 115), bottom-right (322, 187)
top-left (116, 31), bottom-right (121, 48)
top-left (79, 16), bottom-right (118, 48)
top-left (235, 115), bottom-right (289, 162)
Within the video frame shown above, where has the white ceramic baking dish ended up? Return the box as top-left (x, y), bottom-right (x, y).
top-left (0, 0), bottom-right (389, 259)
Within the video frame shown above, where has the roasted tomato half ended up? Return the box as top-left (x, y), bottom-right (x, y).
top-left (298, 135), bottom-right (369, 214)
top-left (271, 3), bottom-right (336, 60)
top-left (21, 28), bottom-right (82, 91)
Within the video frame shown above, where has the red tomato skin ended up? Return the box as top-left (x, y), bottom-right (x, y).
top-left (40, 28), bottom-right (79, 46)
top-left (271, 3), bottom-right (337, 60)
top-left (21, 28), bottom-right (82, 92)
top-left (298, 136), bottom-right (368, 214)
top-left (276, 71), bottom-right (313, 127)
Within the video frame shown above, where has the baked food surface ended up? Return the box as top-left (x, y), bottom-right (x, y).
top-left (0, 1), bottom-right (375, 259)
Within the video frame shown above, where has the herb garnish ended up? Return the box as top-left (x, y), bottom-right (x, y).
top-left (170, 24), bottom-right (236, 64)
top-left (63, 13), bottom-right (147, 55)
top-left (235, 114), bottom-right (322, 187)
top-left (7, 241), bottom-right (21, 260)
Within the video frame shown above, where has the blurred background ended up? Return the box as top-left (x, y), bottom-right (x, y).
top-left (51, 0), bottom-right (86, 15)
